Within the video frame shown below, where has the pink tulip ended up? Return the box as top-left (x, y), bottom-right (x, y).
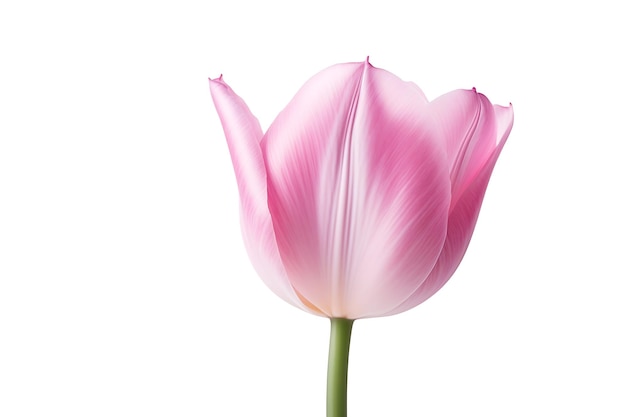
top-left (210, 59), bottom-right (513, 417)
top-left (210, 59), bottom-right (513, 320)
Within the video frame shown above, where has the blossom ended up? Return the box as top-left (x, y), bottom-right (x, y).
top-left (210, 59), bottom-right (513, 319)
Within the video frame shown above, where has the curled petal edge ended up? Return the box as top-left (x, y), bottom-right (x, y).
top-left (209, 77), bottom-right (324, 315)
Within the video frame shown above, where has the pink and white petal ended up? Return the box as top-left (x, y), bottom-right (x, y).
top-left (341, 65), bottom-right (453, 318)
top-left (431, 90), bottom-right (507, 209)
top-left (262, 62), bottom-right (367, 317)
top-left (385, 111), bottom-right (512, 316)
top-left (263, 61), bottom-right (450, 318)
top-left (209, 77), bottom-right (318, 314)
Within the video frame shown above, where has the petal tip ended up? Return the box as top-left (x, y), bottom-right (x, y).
top-left (209, 74), bottom-right (225, 84)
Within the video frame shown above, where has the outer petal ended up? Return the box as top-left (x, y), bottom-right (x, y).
top-left (428, 89), bottom-right (500, 206)
top-left (209, 77), bottom-right (319, 314)
top-left (262, 61), bottom-right (450, 318)
top-left (387, 102), bottom-right (514, 315)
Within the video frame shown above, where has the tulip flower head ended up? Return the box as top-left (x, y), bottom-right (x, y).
top-left (210, 59), bottom-right (513, 320)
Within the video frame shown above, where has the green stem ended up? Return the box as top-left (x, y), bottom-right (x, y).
top-left (327, 317), bottom-right (354, 417)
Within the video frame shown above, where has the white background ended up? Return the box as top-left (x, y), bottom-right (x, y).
top-left (1, 1), bottom-right (624, 416)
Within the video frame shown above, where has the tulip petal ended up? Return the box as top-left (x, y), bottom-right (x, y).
top-left (387, 103), bottom-right (513, 314)
top-left (209, 77), bottom-right (319, 314)
top-left (429, 89), bottom-right (496, 205)
top-left (263, 61), bottom-right (451, 318)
